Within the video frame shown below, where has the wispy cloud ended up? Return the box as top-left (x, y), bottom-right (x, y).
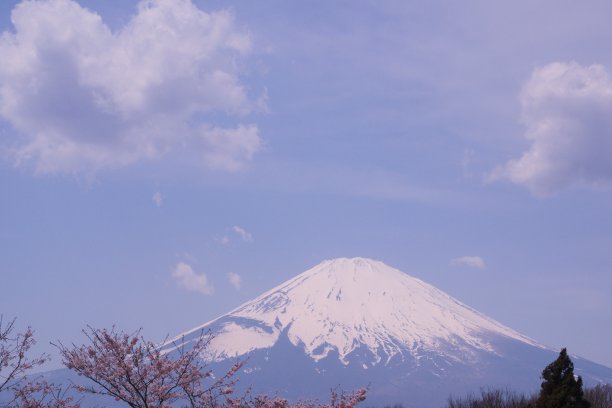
top-left (0, 0), bottom-right (263, 174)
top-left (489, 62), bottom-right (612, 196)
top-left (152, 191), bottom-right (163, 207)
top-left (250, 161), bottom-right (468, 207)
top-left (450, 256), bottom-right (486, 270)
top-left (461, 148), bottom-right (475, 178)
top-left (227, 272), bottom-right (241, 290)
top-left (172, 262), bottom-right (213, 295)
top-left (232, 226), bottom-right (253, 242)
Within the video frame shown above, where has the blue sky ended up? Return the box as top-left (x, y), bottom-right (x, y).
top-left (1, 0), bottom-right (612, 370)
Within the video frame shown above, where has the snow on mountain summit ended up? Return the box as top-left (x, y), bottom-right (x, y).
top-left (173, 258), bottom-right (542, 365)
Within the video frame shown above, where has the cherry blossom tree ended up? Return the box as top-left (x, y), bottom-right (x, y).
top-left (324, 388), bottom-right (367, 408)
top-left (0, 316), bottom-right (78, 408)
top-left (226, 388), bottom-right (368, 408)
top-left (0, 316), bottom-right (47, 394)
top-left (57, 326), bottom-right (243, 408)
top-left (4, 318), bottom-right (367, 408)
top-left (10, 380), bottom-right (79, 408)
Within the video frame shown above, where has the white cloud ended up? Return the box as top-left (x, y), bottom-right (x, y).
top-left (152, 191), bottom-right (163, 207)
top-left (227, 272), bottom-right (241, 290)
top-left (450, 256), bottom-right (486, 270)
top-left (489, 62), bottom-right (612, 195)
top-left (0, 0), bottom-right (263, 174)
top-left (232, 225), bottom-right (253, 242)
top-left (172, 262), bottom-right (213, 295)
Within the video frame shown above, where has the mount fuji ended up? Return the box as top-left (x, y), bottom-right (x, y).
top-left (164, 258), bottom-right (612, 407)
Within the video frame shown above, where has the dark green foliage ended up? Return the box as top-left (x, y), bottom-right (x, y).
top-left (535, 348), bottom-right (590, 408)
top-left (447, 388), bottom-right (535, 408)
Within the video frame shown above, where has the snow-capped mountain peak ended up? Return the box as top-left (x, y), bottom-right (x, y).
top-left (172, 257), bottom-right (542, 365)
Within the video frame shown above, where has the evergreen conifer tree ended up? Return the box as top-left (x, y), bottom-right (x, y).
top-left (536, 348), bottom-right (590, 408)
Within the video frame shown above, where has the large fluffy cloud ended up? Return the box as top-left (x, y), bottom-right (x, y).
top-left (0, 0), bottom-right (263, 174)
top-left (490, 62), bottom-right (612, 195)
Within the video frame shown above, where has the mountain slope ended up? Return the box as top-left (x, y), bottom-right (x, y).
top-left (164, 258), bottom-right (612, 407)
top-left (170, 258), bottom-right (541, 363)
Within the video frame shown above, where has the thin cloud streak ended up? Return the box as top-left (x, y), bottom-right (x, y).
top-left (450, 256), bottom-right (486, 270)
top-left (232, 226), bottom-right (253, 242)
